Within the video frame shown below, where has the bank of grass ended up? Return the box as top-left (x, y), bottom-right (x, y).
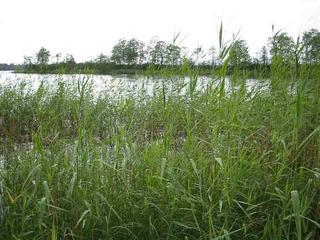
top-left (15, 62), bottom-right (219, 77)
top-left (0, 56), bottom-right (320, 239)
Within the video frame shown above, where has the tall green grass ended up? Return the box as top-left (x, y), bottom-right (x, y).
top-left (0, 33), bottom-right (319, 239)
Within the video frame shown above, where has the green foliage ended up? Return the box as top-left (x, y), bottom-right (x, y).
top-left (302, 29), bottom-right (320, 64)
top-left (149, 40), bottom-right (168, 65)
top-left (111, 38), bottom-right (145, 65)
top-left (269, 32), bottom-right (295, 64)
top-left (1, 29), bottom-right (319, 239)
top-left (36, 47), bottom-right (50, 65)
top-left (0, 54), bottom-right (320, 239)
top-left (229, 39), bottom-right (251, 68)
top-left (259, 45), bottom-right (269, 65)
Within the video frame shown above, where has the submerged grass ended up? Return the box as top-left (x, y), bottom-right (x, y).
top-left (0, 37), bottom-right (320, 239)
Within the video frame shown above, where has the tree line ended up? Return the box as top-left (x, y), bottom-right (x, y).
top-left (0, 64), bottom-right (17, 71)
top-left (18, 28), bottom-right (320, 75)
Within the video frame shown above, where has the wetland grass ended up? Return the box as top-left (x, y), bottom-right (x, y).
top-left (0, 35), bottom-right (319, 239)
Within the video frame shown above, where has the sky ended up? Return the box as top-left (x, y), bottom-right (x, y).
top-left (0, 0), bottom-right (319, 63)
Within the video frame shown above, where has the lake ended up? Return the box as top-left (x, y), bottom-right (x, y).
top-left (0, 71), bottom-right (269, 99)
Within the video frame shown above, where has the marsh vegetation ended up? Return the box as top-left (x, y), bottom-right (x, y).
top-left (0, 27), bottom-right (320, 239)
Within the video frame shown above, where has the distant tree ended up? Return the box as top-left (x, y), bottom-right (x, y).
top-left (111, 38), bottom-right (145, 65)
top-left (259, 45), bottom-right (269, 65)
top-left (229, 39), bottom-right (251, 68)
top-left (252, 52), bottom-right (260, 65)
top-left (192, 46), bottom-right (206, 65)
top-left (302, 29), bottom-right (320, 64)
top-left (269, 32), bottom-right (294, 64)
top-left (95, 53), bottom-right (109, 63)
top-left (137, 41), bottom-right (147, 64)
top-left (0, 63), bottom-right (16, 71)
top-left (165, 43), bottom-right (181, 65)
top-left (63, 54), bottom-right (76, 70)
top-left (125, 39), bottom-right (143, 65)
top-left (149, 40), bottom-right (167, 65)
top-left (64, 54), bottom-right (76, 64)
top-left (111, 39), bottom-right (127, 64)
top-left (55, 53), bottom-right (61, 64)
top-left (36, 47), bottom-right (50, 65)
top-left (23, 55), bottom-right (34, 65)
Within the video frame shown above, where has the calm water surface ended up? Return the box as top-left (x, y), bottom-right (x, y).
top-left (0, 71), bottom-right (268, 97)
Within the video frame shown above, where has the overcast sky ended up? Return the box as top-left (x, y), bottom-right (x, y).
top-left (1, 0), bottom-right (319, 63)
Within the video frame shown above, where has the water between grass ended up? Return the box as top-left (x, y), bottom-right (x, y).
top-left (0, 71), bottom-right (269, 98)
